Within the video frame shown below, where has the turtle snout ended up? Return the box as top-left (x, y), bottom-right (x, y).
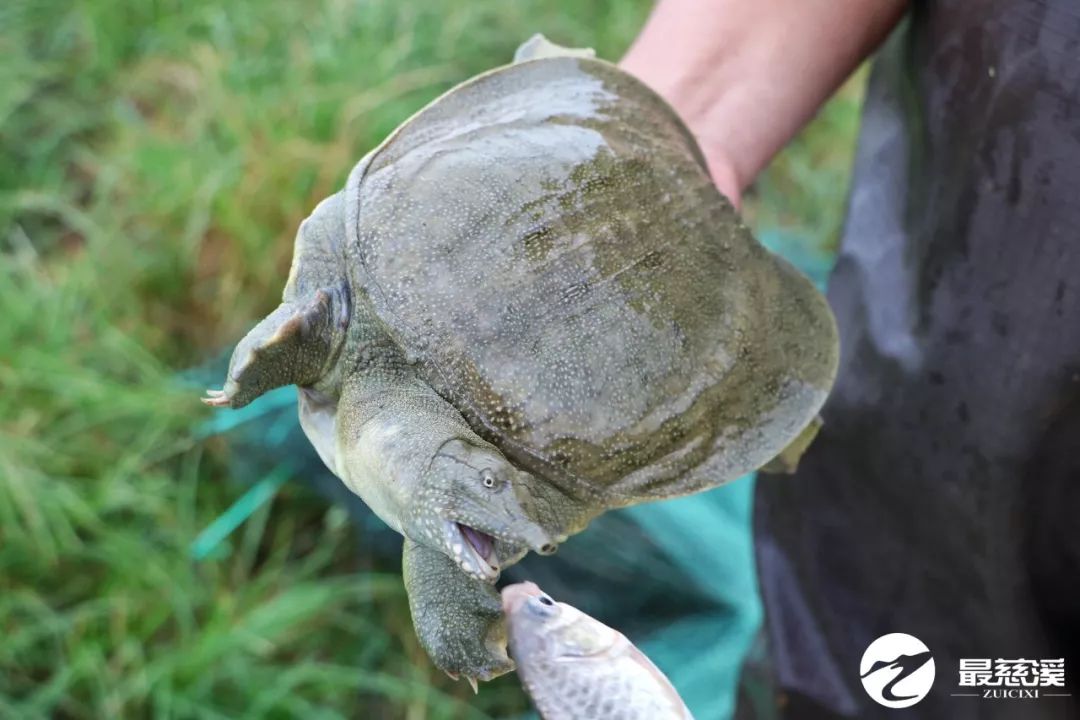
top-left (521, 524), bottom-right (558, 556)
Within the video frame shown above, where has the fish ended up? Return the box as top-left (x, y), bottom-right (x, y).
top-left (502, 581), bottom-right (694, 720)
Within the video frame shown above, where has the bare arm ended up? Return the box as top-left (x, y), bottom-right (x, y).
top-left (620, 0), bottom-right (908, 205)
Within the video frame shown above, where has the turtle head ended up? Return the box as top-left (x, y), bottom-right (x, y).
top-left (204, 193), bottom-right (350, 409)
top-left (406, 438), bottom-right (558, 584)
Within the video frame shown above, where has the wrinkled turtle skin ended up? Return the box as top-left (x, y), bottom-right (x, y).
top-left (205, 36), bottom-right (838, 686)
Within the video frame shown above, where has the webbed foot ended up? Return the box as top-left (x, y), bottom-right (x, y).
top-left (201, 388), bottom-right (230, 407)
top-left (402, 538), bottom-right (515, 684)
top-left (760, 415), bottom-right (823, 474)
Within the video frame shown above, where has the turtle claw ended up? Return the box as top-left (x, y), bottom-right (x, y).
top-left (201, 389), bottom-right (230, 407)
top-left (442, 669), bottom-right (478, 694)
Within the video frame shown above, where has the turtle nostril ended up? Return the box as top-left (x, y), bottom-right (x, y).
top-left (539, 543), bottom-right (557, 555)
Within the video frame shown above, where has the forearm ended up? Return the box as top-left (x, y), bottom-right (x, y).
top-left (620, 0), bottom-right (908, 202)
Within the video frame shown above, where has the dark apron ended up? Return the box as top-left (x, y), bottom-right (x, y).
top-left (755, 1), bottom-right (1080, 718)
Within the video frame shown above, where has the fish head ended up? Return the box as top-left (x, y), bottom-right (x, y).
top-left (502, 583), bottom-right (695, 720)
top-left (502, 581), bottom-right (616, 661)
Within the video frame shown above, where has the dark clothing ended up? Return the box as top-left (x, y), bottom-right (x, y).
top-left (755, 1), bottom-right (1080, 718)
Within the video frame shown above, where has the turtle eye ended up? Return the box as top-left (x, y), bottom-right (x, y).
top-left (481, 469), bottom-right (498, 489)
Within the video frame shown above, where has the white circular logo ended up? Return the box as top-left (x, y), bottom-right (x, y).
top-left (859, 633), bottom-right (936, 708)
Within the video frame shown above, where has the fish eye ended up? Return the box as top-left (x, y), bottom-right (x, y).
top-left (526, 595), bottom-right (557, 618)
top-left (481, 469), bottom-right (497, 489)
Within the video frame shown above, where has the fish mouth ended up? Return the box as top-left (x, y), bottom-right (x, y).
top-left (501, 581), bottom-right (544, 614)
top-left (445, 521), bottom-right (500, 582)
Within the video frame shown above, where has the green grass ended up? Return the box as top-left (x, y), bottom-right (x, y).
top-left (0, 0), bottom-right (863, 717)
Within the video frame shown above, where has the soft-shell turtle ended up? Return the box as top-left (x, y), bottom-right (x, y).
top-left (204, 36), bottom-right (838, 685)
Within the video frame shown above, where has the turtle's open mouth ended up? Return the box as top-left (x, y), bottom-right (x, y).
top-left (445, 521), bottom-right (500, 581)
top-left (460, 524), bottom-right (495, 560)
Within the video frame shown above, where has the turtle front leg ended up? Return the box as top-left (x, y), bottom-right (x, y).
top-left (402, 538), bottom-right (514, 687)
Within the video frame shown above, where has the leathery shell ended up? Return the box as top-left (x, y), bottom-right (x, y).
top-left (343, 56), bottom-right (838, 504)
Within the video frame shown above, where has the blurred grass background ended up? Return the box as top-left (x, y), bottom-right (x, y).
top-left (0, 0), bottom-right (864, 717)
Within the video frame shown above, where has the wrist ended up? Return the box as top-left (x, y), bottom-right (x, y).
top-left (618, 0), bottom-right (908, 209)
top-left (618, 54), bottom-right (745, 207)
